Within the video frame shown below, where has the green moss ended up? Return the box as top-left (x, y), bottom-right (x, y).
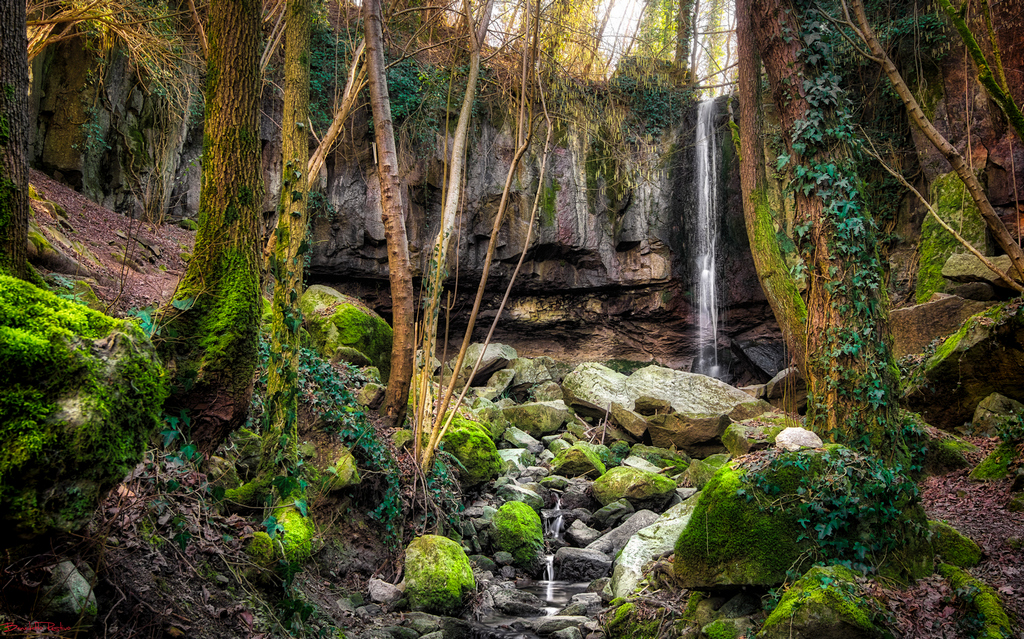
top-left (551, 442), bottom-right (607, 478)
top-left (246, 531), bottom-right (276, 566)
top-left (605, 602), bottom-right (660, 639)
top-left (969, 442), bottom-right (1016, 480)
top-left (540, 176), bottom-right (560, 227)
top-left (761, 565), bottom-right (878, 638)
top-left (273, 505), bottom-right (314, 562)
top-left (916, 172), bottom-right (987, 303)
top-left (592, 466), bottom-right (677, 509)
top-left (300, 287), bottom-right (393, 380)
top-left (405, 534), bottom-right (476, 615)
top-left (938, 564), bottom-right (1013, 639)
top-left (442, 417), bottom-right (502, 488)
top-left (492, 501), bottom-right (543, 568)
top-left (0, 276), bottom-right (167, 540)
top-left (930, 520), bottom-right (982, 568)
top-left (925, 436), bottom-right (978, 475)
top-left (703, 619), bottom-right (739, 639)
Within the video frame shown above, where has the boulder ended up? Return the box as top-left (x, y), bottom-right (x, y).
top-left (942, 253), bottom-right (1022, 289)
top-left (528, 616), bottom-right (591, 636)
top-left (969, 442), bottom-right (1017, 480)
top-left (492, 501), bottom-right (544, 569)
top-left (37, 560), bottom-right (97, 626)
top-left (491, 587), bottom-right (547, 616)
top-left (674, 447), bottom-right (932, 588)
top-left (300, 285), bottom-right (393, 379)
top-left (509, 357), bottom-right (553, 388)
top-left (915, 173), bottom-right (988, 302)
top-left (322, 444), bottom-right (361, 492)
top-left (759, 565), bottom-right (883, 639)
top-left (587, 510), bottom-right (660, 557)
top-left (629, 445), bottom-right (690, 473)
top-left (447, 343), bottom-right (518, 386)
top-left (890, 294), bottom-right (992, 358)
top-left (502, 426), bottom-right (544, 453)
top-left (561, 363), bottom-right (632, 417)
top-left (929, 520), bottom-right (982, 568)
top-left (592, 498), bottom-right (634, 530)
top-left (467, 396), bottom-right (510, 440)
top-left (722, 415), bottom-right (794, 457)
top-left (681, 453), bottom-right (730, 490)
top-left (972, 392), bottom-right (1024, 437)
top-left (405, 535), bottom-right (476, 615)
top-left (551, 442), bottom-right (606, 478)
top-left (619, 455), bottom-right (664, 474)
top-left (609, 403), bottom-right (650, 439)
top-left (625, 366), bottom-right (772, 419)
top-left (0, 276), bottom-right (167, 545)
top-left (554, 547), bottom-right (612, 581)
top-left (496, 484), bottom-right (545, 512)
top-left (474, 369), bottom-right (516, 401)
top-left (775, 427), bottom-right (823, 451)
top-left (765, 367), bottom-right (807, 413)
top-left (532, 381), bottom-right (564, 402)
top-left (610, 500), bottom-right (697, 598)
top-left (356, 382), bottom-right (385, 409)
top-left (368, 578), bottom-right (404, 605)
top-left (442, 418), bottom-right (503, 488)
top-left (645, 412), bottom-right (730, 458)
top-left (591, 466), bottom-right (677, 511)
top-left (499, 448), bottom-right (535, 473)
top-left (565, 519), bottom-right (602, 547)
top-left (502, 401), bottom-right (574, 437)
top-left (904, 301), bottom-right (1024, 430)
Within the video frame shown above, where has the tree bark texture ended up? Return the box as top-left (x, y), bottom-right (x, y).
top-left (263, 0), bottom-right (311, 469)
top-left (750, 0), bottom-right (904, 462)
top-left (0, 0), bottom-right (29, 280)
top-left (365, 0), bottom-right (416, 429)
top-left (160, 0), bottom-right (264, 455)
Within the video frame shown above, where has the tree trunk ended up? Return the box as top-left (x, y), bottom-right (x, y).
top-left (262, 0), bottom-right (311, 471)
top-left (0, 0), bottom-right (29, 280)
top-left (735, 0), bottom-right (808, 373)
top-left (160, 0), bottom-right (264, 456)
top-left (750, 0), bottom-right (905, 464)
top-left (365, 0), bottom-right (416, 429)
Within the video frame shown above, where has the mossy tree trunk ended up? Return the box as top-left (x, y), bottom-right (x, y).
top-left (0, 0), bottom-right (29, 280)
top-left (735, 0), bottom-right (808, 373)
top-left (262, 0), bottom-right (311, 472)
top-left (365, 0), bottom-right (415, 430)
top-left (160, 0), bottom-right (264, 455)
top-left (748, 0), bottom-right (906, 464)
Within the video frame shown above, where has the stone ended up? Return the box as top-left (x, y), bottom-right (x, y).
top-left (929, 520), bottom-right (982, 568)
top-left (554, 547), bottom-right (612, 581)
top-left (587, 510), bottom-right (660, 557)
top-left (972, 393), bottom-right (1024, 437)
top-left (890, 294), bottom-right (993, 358)
top-left (468, 396), bottom-right (510, 440)
top-left (443, 418), bottom-right (503, 488)
top-left (491, 587), bottom-right (546, 616)
top-left (355, 382), bottom-right (385, 409)
top-left (645, 412), bottom-right (731, 458)
top-left (566, 519), bottom-right (602, 547)
top-left (942, 253), bottom-right (1022, 289)
top-left (701, 618), bottom-right (755, 639)
top-left (502, 426), bottom-right (545, 453)
top-left (493, 551), bottom-right (515, 565)
top-left (592, 466), bottom-right (677, 511)
top-left (405, 535), bottom-right (476, 615)
top-left (629, 445), bottom-right (690, 473)
top-left (38, 561), bottom-right (97, 626)
top-left (915, 173), bottom-right (988, 302)
top-left (368, 578), bottom-right (404, 605)
top-left (619, 455), bottom-right (663, 473)
top-left (592, 498), bottom-right (634, 530)
top-left (551, 627), bottom-right (584, 639)
top-left (448, 343), bottom-right (518, 386)
top-left (498, 449), bottom-right (535, 473)
top-left (765, 367), bottom-right (807, 413)
top-left (492, 501), bottom-right (544, 569)
top-left (759, 565), bottom-right (883, 639)
top-left (502, 401), bottom-right (574, 437)
top-left (486, 369), bottom-right (516, 398)
top-left (561, 364), bottom-right (632, 417)
top-left (332, 345), bottom-right (372, 367)
top-left (548, 438), bottom-right (573, 454)
top-left (551, 442), bottom-right (607, 478)
top-left (609, 403), bottom-right (650, 439)
top-left (510, 357), bottom-right (554, 388)
top-left (969, 442), bottom-right (1017, 481)
top-left (532, 381), bottom-right (565, 402)
top-left (206, 455), bottom-right (240, 490)
top-left (775, 427), bottom-right (823, 451)
top-left (904, 302), bottom-right (1024, 430)
top-left (0, 276), bottom-right (167, 545)
top-left (323, 444), bottom-right (361, 491)
top-left (610, 500), bottom-right (697, 598)
top-left (496, 484), bottom-right (545, 512)
top-left (681, 453), bottom-right (730, 490)
top-left (722, 414), bottom-right (795, 457)
top-left (529, 616), bottom-right (591, 636)
top-left (300, 285), bottom-right (393, 379)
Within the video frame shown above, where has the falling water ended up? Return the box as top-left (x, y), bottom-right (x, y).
top-left (694, 100), bottom-right (721, 378)
top-left (543, 497), bottom-right (564, 541)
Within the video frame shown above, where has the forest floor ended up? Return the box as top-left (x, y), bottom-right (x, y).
top-left (5, 174), bottom-right (1022, 638)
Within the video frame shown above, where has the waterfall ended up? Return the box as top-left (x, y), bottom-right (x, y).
top-left (543, 496), bottom-right (564, 541)
top-left (694, 100), bottom-right (721, 378)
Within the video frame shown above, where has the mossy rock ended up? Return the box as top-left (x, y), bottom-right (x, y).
top-left (915, 172), bottom-right (987, 303)
top-left (604, 602), bottom-right (661, 639)
top-left (299, 285), bottom-right (393, 380)
top-left (492, 501), bottom-right (543, 569)
top-left (938, 564), bottom-right (1013, 639)
top-left (681, 453), bottom-right (730, 490)
top-left (760, 565), bottom-right (883, 639)
top-left (0, 275), bottom-right (167, 545)
top-left (674, 447), bottom-right (932, 588)
top-left (923, 434), bottom-right (978, 475)
top-left (629, 444), bottom-right (690, 474)
top-left (442, 417), bottom-right (502, 488)
top-left (969, 442), bottom-right (1017, 480)
top-left (722, 415), bottom-right (793, 457)
top-left (551, 442), bottom-right (607, 478)
top-left (592, 466), bottom-right (677, 510)
top-left (929, 520), bottom-right (982, 568)
top-left (273, 506), bottom-right (315, 562)
top-left (405, 534), bottom-right (476, 615)
top-left (246, 531), bottom-right (276, 568)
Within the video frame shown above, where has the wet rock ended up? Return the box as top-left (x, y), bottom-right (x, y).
top-left (610, 500), bottom-right (697, 598)
top-left (592, 499), bottom-right (634, 529)
top-left (491, 587), bottom-right (547, 616)
top-left (496, 484), bottom-right (544, 512)
top-left (566, 519), bottom-right (602, 547)
top-left (402, 612), bottom-right (443, 635)
top-left (587, 510), bottom-right (660, 557)
top-left (554, 548), bottom-right (612, 581)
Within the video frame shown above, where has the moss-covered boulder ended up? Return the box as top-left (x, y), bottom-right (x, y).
top-left (502, 400), bottom-right (573, 437)
top-left (273, 506), bottom-right (315, 562)
top-left (299, 285), bottom-right (393, 380)
top-left (760, 565), bottom-right (883, 639)
top-left (915, 172), bottom-right (987, 303)
top-left (681, 453), bottom-right (730, 490)
top-left (969, 441), bottom-right (1017, 480)
top-left (721, 415), bottom-right (794, 457)
top-left (629, 444), bottom-right (690, 474)
top-left (442, 417), bottom-right (502, 488)
top-left (929, 520), bottom-right (982, 568)
top-left (0, 276), bottom-right (167, 545)
top-left (405, 534), bottom-right (476, 615)
top-left (492, 501), bottom-right (543, 569)
top-left (592, 466), bottom-right (677, 511)
top-left (674, 446), bottom-right (932, 588)
top-left (551, 442), bottom-right (607, 478)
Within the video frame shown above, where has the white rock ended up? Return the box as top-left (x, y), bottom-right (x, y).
top-left (775, 427), bottom-right (823, 451)
top-left (368, 577), bottom-right (404, 604)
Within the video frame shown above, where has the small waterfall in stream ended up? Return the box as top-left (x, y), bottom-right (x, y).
top-left (694, 99), bottom-right (722, 378)
top-left (540, 497), bottom-right (564, 603)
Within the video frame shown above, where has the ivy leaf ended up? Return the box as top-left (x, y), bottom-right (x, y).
top-left (776, 154), bottom-right (790, 170)
top-left (294, 499), bottom-right (308, 517)
top-left (171, 297), bottom-right (195, 311)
